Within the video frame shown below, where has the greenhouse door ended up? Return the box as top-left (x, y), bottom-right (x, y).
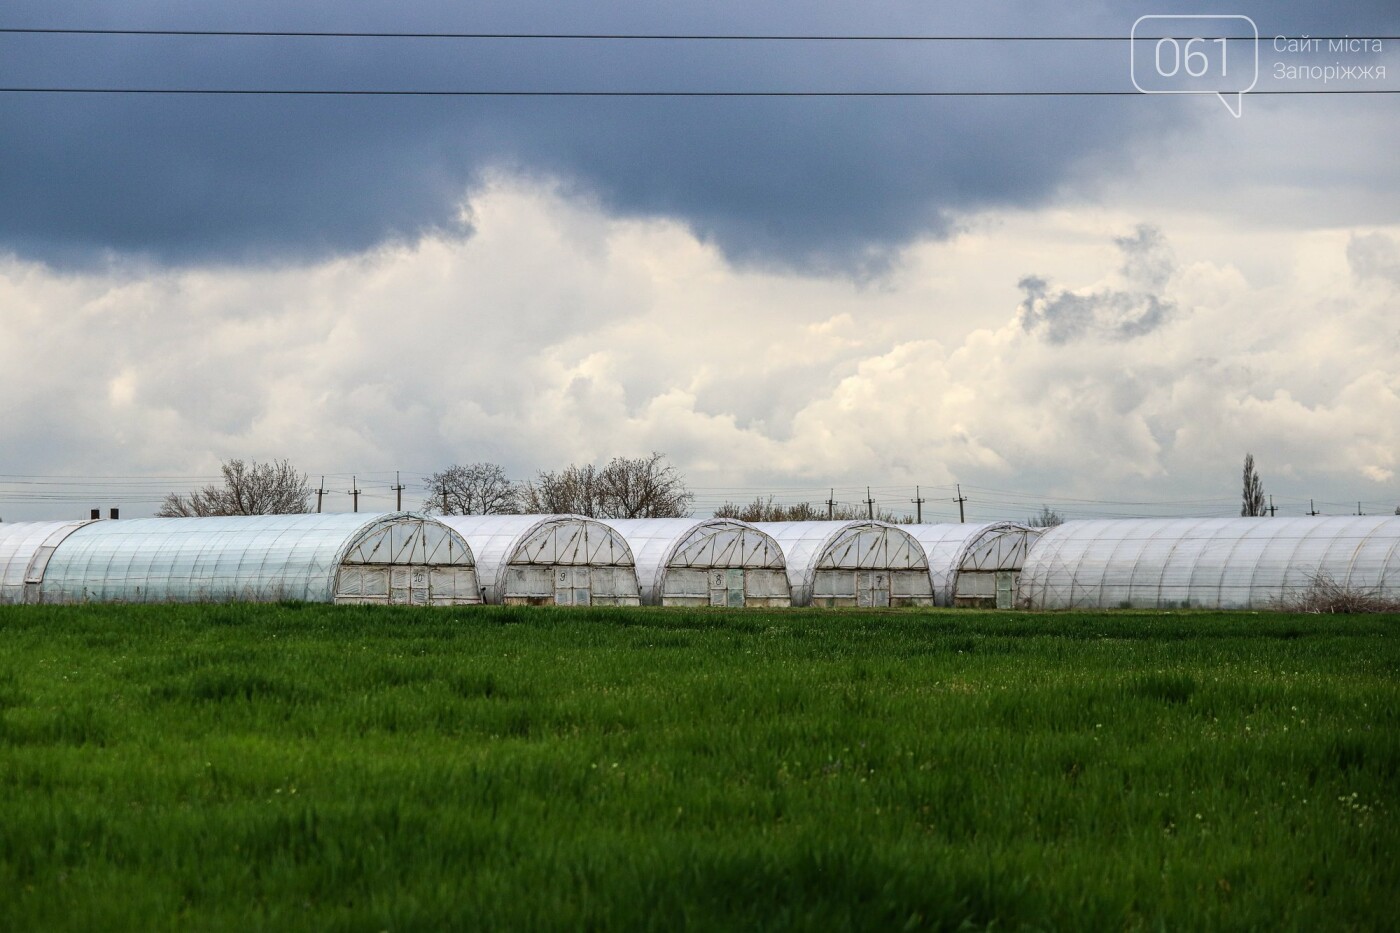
top-left (388, 567), bottom-right (431, 606)
top-left (506, 566), bottom-right (555, 605)
top-left (858, 572), bottom-right (890, 608)
top-left (995, 572), bottom-right (1015, 610)
top-left (555, 567), bottom-right (592, 606)
top-left (709, 569), bottom-right (745, 607)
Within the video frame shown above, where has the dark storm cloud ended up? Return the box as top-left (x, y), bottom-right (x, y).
top-left (1, 0), bottom-right (1395, 270)
top-left (1017, 225), bottom-right (1177, 344)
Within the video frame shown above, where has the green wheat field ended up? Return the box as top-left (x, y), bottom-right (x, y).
top-left (1, 604), bottom-right (1396, 931)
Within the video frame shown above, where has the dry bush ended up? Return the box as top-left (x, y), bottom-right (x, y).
top-left (714, 495), bottom-right (908, 523)
top-left (1276, 572), bottom-right (1400, 614)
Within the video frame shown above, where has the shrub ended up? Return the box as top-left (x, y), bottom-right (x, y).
top-left (1276, 572), bottom-right (1400, 614)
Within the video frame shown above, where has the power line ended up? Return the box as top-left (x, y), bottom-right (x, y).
top-left (3, 28), bottom-right (1396, 41)
top-left (3, 88), bottom-right (1397, 97)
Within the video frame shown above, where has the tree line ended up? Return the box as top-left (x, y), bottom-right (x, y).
top-left (423, 453), bottom-right (693, 518)
top-left (153, 458), bottom-right (1069, 524)
top-left (142, 451), bottom-right (1386, 522)
top-left (157, 453), bottom-right (695, 519)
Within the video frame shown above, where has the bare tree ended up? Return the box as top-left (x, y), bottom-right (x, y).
top-left (1241, 453), bottom-right (1267, 517)
top-left (595, 452), bottom-right (694, 518)
top-left (158, 459), bottom-right (311, 517)
top-left (519, 463), bottom-right (604, 516)
top-left (1027, 505), bottom-right (1064, 528)
top-left (422, 462), bottom-right (519, 515)
top-left (520, 453), bottom-right (693, 518)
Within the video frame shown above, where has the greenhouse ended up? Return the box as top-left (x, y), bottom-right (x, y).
top-left (604, 518), bottom-right (790, 607)
top-left (0, 519), bottom-right (95, 604)
top-left (908, 522), bottom-right (1042, 609)
top-left (752, 520), bottom-right (934, 608)
top-left (438, 514), bottom-right (640, 606)
top-left (29, 512), bottom-right (480, 606)
top-left (1017, 516), bottom-right (1400, 610)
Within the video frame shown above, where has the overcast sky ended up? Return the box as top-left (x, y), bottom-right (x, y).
top-left (1, 1), bottom-right (1398, 521)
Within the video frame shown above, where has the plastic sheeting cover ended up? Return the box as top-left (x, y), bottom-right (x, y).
top-left (604, 517), bottom-right (786, 605)
top-left (438, 514), bottom-right (637, 604)
top-left (752, 520), bottom-right (930, 606)
top-left (35, 512), bottom-right (472, 605)
top-left (0, 520), bottom-right (92, 604)
top-left (1018, 516), bottom-right (1400, 610)
top-left (906, 522), bottom-right (1039, 606)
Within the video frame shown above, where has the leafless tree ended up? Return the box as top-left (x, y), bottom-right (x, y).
top-left (422, 462), bottom-right (519, 515)
top-left (519, 463), bottom-right (604, 516)
top-left (520, 453), bottom-right (693, 518)
top-left (157, 459), bottom-right (311, 517)
top-left (595, 452), bottom-right (693, 518)
top-left (1027, 505), bottom-right (1064, 527)
top-left (1241, 453), bottom-right (1267, 517)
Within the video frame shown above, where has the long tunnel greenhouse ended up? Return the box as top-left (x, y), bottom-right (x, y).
top-left (604, 518), bottom-right (790, 607)
top-left (1017, 516), bottom-right (1400, 610)
top-left (1, 512), bottom-right (480, 606)
top-left (437, 514), bottom-right (640, 606)
top-left (0, 519), bottom-right (95, 605)
top-left (907, 522), bottom-right (1042, 609)
top-left (752, 520), bottom-right (934, 608)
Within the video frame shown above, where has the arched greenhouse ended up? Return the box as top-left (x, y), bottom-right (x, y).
top-left (0, 519), bottom-right (95, 604)
top-left (907, 522), bottom-right (1042, 609)
top-left (1017, 516), bottom-right (1400, 610)
top-left (752, 520), bottom-right (933, 608)
top-left (437, 514), bottom-right (640, 606)
top-left (23, 512), bottom-right (480, 606)
top-left (604, 518), bottom-right (790, 607)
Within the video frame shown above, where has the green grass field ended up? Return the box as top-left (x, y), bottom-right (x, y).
top-left (1, 604), bottom-right (1396, 931)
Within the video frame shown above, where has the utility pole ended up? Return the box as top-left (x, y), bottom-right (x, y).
top-left (954, 484), bottom-right (967, 523)
top-left (442, 480), bottom-right (450, 515)
top-left (392, 471), bottom-right (405, 511)
top-left (349, 476), bottom-right (361, 513)
top-left (1267, 495), bottom-right (1277, 517)
top-left (826, 488), bottom-right (835, 521)
top-left (911, 485), bottom-right (925, 524)
top-left (1308, 499), bottom-right (1319, 516)
top-left (865, 487), bottom-right (875, 520)
top-left (1357, 501), bottom-right (1364, 516)
top-left (315, 476), bottom-right (325, 514)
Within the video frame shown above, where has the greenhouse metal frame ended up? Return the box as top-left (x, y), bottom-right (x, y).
top-left (437, 514), bottom-right (640, 606)
top-left (752, 520), bottom-right (933, 608)
top-left (1017, 516), bottom-right (1400, 610)
top-left (604, 518), bottom-right (790, 607)
top-left (907, 522), bottom-right (1042, 609)
top-left (28, 512), bottom-right (480, 606)
top-left (0, 519), bottom-right (95, 605)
